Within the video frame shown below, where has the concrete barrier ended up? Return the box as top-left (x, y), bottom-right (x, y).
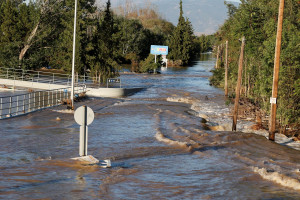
top-left (85, 88), bottom-right (144, 98)
top-left (0, 78), bottom-right (67, 90)
top-left (1, 78), bottom-right (144, 98)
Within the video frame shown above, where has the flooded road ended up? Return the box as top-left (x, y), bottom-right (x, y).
top-left (1, 54), bottom-right (300, 199)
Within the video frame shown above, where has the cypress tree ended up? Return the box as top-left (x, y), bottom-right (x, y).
top-left (0, 0), bottom-right (20, 67)
top-left (0, 0), bottom-right (18, 42)
top-left (92, 0), bottom-right (119, 83)
top-left (168, 0), bottom-right (194, 66)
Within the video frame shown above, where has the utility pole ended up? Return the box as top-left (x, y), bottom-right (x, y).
top-left (269, 0), bottom-right (285, 141)
top-left (232, 37), bottom-right (245, 131)
top-left (215, 46), bottom-right (220, 68)
top-left (71, 0), bottom-right (78, 110)
top-left (225, 40), bottom-right (229, 96)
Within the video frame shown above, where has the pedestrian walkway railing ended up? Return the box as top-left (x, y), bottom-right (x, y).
top-left (0, 85), bottom-right (86, 119)
top-left (0, 67), bottom-right (71, 85)
top-left (0, 67), bottom-right (102, 88)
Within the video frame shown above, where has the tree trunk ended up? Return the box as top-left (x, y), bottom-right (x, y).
top-left (18, 0), bottom-right (52, 66)
top-left (19, 22), bottom-right (40, 65)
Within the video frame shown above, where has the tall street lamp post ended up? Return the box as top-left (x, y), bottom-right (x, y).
top-left (71, 0), bottom-right (78, 110)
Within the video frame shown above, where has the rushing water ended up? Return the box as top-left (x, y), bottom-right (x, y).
top-left (1, 53), bottom-right (300, 200)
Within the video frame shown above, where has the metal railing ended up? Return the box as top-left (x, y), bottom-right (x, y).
top-left (0, 67), bottom-right (104, 88)
top-left (0, 85), bottom-right (86, 119)
top-left (0, 67), bottom-right (70, 85)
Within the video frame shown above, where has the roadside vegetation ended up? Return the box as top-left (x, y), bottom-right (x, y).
top-left (210, 0), bottom-right (299, 133)
top-left (0, 0), bottom-right (213, 82)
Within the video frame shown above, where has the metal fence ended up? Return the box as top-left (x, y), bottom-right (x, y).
top-left (0, 67), bottom-right (103, 88)
top-left (0, 86), bottom-right (86, 119)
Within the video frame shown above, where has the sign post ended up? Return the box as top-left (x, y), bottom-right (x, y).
top-left (150, 45), bottom-right (168, 56)
top-left (74, 105), bottom-right (94, 156)
top-left (107, 78), bottom-right (121, 88)
top-left (72, 106), bottom-right (111, 167)
top-left (150, 45), bottom-right (168, 67)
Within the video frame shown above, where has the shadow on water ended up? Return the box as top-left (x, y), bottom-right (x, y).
top-left (190, 145), bottom-right (226, 153)
top-left (0, 177), bottom-right (72, 193)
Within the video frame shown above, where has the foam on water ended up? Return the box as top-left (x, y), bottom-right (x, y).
top-left (167, 95), bottom-right (300, 151)
top-left (252, 167), bottom-right (300, 191)
top-left (164, 95), bottom-right (300, 192)
top-left (155, 130), bottom-right (190, 150)
top-left (52, 109), bottom-right (74, 114)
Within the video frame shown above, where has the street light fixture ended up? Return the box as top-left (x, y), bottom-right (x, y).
top-left (71, 0), bottom-right (78, 110)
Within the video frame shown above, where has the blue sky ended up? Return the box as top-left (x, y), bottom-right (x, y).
top-left (24, 0), bottom-right (241, 34)
top-left (108, 0), bottom-right (241, 34)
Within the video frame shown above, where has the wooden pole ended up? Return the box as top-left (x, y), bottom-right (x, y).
top-left (269, 0), bottom-right (285, 141)
top-left (225, 41), bottom-right (229, 96)
top-left (220, 44), bottom-right (224, 64)
top-left (215, 46), bottom-right (220, 68)
top-left (232, 37), bottom-right (245, 131)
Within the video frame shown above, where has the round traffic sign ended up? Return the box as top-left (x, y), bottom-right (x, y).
top-left (74, 106), bottom-right (94, 126)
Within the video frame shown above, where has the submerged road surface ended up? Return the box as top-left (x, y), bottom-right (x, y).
top-left (1, 54), bottom-right (300, 199)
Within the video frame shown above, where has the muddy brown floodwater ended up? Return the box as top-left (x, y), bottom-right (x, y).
top-left (1, 54), bottom-right (300, 200)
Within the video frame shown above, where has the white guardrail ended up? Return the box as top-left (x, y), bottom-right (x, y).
top-left (0, 86), bottom-right (86, 119)
top-left (0, 67), bottom-right (102, 87)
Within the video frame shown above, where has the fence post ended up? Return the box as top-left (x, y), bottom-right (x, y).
top-left (16, 96), bottom-right (19, 114)
top-left (22, 69), bottom-right (24, 81)
top-left (225, 40), bottom-right (229, 97)
top-left (9, 96), bottom-right (12, 116)
top-left (232, 37), bottom-right (246, 131)
top-left (29, 93), bottom-right (31, 111)
top-left (43, 92), bottom-right (45, 108)
top-left (60, 90), bottom-right (62, 103)
top-left (23, 94), bottom-right (25, 113)
top-left (56, 90), bottom-right (58, 105)
top-left (0, 98), bottom-right (2, 118)
top-left (34, 92), bottom-right (36, 110)
top-left (39, 91), bottom-right (41, 109)
top-left (215, 46), bottom-right (220, 69)
top-left (48, 91), bottom-right (50, 106)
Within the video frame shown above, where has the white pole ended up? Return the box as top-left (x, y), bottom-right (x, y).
top-left (79, 106), bottom-right (88, 156)
top-left (71, 0), bottom-right (78, 110)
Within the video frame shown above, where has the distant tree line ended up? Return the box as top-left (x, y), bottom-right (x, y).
top-left (210, 0), bottom-right (299, 132)
top-left (0, 0), bottom-right (213, 81)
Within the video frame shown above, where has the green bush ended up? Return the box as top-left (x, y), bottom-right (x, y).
top-left (139, 54), bottom-right (161, 73)
top-left (209, 68), bottom-right (224, 87)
